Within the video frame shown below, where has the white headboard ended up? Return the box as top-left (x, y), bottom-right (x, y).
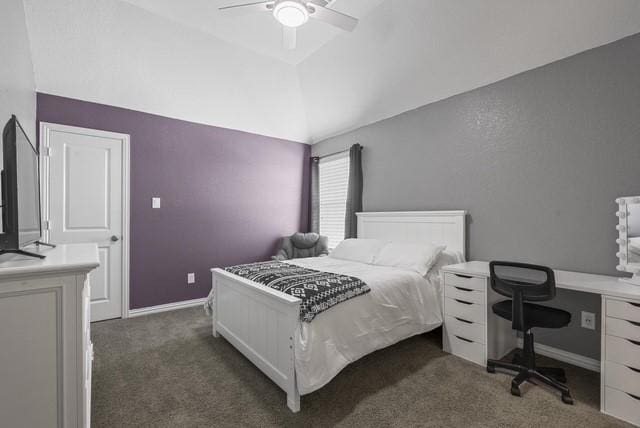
top-left (356, 211), bottom-right (467, 259)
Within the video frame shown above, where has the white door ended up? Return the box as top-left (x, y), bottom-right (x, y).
top-left (42, 124), bottom-right (129, 321)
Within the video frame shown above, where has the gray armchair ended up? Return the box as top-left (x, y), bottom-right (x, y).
top-left (272, 232), bottom-right (329, 260)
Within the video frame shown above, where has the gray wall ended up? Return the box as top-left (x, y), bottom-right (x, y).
top-left (0, 0), bottom-right (36, 141)
top-left (312, 33), bottom-right (640, 360)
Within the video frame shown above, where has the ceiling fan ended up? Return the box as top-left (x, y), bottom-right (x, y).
top-left (219, 0), bottom-right (358, 50)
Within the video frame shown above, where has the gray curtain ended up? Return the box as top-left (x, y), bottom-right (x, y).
top-left (310, 157), bottom-right (320, 233)
top-left (344, 144), bottom-right (363, 238)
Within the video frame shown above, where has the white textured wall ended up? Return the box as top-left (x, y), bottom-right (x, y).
top-left (23, 0), bottom-right (309, 142)
top-left (0, 0), bottom-right (36, 141)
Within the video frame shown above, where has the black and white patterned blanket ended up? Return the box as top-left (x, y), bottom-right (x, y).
top-left (224, 261), bottom-right (370, 322)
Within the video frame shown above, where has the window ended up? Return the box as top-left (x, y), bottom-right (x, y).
top-left (319, 152), bottom-right (350, 248)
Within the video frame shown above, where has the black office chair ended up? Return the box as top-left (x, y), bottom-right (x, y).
top-left (486, 261), bottom-right (574, 405)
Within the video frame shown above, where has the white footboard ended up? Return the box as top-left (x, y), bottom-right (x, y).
top-left (210, 268), bottom-right (302, 412)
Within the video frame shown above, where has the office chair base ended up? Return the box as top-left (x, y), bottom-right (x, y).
top-left (486, 359), bottom-right (574, 405)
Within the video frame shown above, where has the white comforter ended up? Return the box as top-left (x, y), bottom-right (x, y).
top-left (285, 253), bottom-right (460, 394)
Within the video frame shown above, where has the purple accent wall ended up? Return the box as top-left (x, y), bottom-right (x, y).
top-left (37, 93), bottom-right (310, 309)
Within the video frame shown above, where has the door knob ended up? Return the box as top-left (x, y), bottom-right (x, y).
top-left (110, 235), bottom-right (119, 242)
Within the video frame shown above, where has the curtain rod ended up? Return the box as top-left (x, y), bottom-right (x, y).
top-left (312, 144), bottom-right (362, 160)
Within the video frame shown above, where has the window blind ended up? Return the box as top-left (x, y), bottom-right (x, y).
top-left (318, 152), bottom-right (350, 249)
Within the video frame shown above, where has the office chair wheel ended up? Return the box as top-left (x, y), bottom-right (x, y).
top-left (486, 365), bottom-right (496, 374)
top-left (510, 385), bottom-right (521, 397)
top-left (561, 394), bottom-right (574, 405)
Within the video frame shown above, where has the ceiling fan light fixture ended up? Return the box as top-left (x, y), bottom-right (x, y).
top-left (273, 1), bottom-right (309, 28)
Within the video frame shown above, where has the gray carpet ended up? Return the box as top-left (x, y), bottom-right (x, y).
top-left (91, 307), bottom-right (630, 428)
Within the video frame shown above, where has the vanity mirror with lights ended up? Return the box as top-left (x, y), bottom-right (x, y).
top-left (616, 196), bottom-right (640, 285)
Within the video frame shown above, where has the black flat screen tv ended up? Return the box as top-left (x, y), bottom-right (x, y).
top-left (0, 115), bottom-right (46, 258)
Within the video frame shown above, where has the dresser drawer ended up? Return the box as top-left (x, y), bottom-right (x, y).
top-left (445, 315), bottom-right (485, 344)
top-left (443, 273), bottom-right (486, 291)
top-left (605, 361), bottom-right (640, 397)
top-left (607, 299), bottom-right (640, 324)
top-left (605, 335), bottom-right (640, 368)
top-left (444, 297), bottom-right (485, 325)
top-left (445, 285), bottom-right (485, 305)
top-left (446, 332), bottom-right (485, 366)
top-left (606, 317), bottom-right (640, 342)
top-left (604, 386), bottom-right (640, 427)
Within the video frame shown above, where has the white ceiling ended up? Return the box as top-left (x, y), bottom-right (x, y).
top-left (119, 0), bottom-right (385, 65)
top-left (22, 0), bottom-right (640, 143)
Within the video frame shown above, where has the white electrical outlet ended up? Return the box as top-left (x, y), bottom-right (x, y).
top-left (581, 311), bottom-right (596, 330)
top-left (152, 197), bottom-right (161, 209)
top-left (187, 273), bottom-right (195, 285)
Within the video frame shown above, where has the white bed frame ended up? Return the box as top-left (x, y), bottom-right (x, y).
top-left (209, 211), bottom-right (466, 412)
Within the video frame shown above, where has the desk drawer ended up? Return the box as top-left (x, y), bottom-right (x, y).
top-left (605, 335), bottom-right (640, 368)
top-left (445, 315), bottom-right (485, 344)
top-left (444, 273), bottom-right (486, 291)
top-left (607, 299), bottom-right (640, 324)
top-left (446, 332), bottom-right (485, 366)
top-left (444, 297), bottom-right (485, 325)
top-left (606, 317), bottom-right (640, 342)
top-left (445, 285), bottom-right (485, 305)
top-left (605, 361), bottom-right (640, 397)
top-left (604, 387), bottom-right (640, 427)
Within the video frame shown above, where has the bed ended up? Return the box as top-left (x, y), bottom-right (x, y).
top-left (207, 211), bottom-right (467, 412)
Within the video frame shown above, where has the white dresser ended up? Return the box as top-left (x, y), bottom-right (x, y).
top-left (0, 244), bottom-right (99, 428)
top-left (442, 261), bottom-right (640, 427)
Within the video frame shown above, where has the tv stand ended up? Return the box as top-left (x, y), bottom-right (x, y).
top-left (35, 241), bottom-right (56, 248)
top-left (0, 248), bottom-right (45, 259)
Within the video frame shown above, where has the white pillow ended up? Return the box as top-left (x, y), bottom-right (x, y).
top-left (329, 239), bottom-right (387, 264)
top-left (373, 242), bottom-right (446, 276)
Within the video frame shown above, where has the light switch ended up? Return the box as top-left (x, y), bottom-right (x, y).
top-left (152, 197), bottom-right (161, 209)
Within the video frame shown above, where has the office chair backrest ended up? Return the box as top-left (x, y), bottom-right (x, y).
top-left (489, 261), bottom-right (556, 331)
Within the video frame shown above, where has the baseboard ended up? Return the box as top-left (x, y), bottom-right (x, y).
top-left (128, 298), bottom-right (207, 318)
top-left (516, 338), bottom-right (600, 372)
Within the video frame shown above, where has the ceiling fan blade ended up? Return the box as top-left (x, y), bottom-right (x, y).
top-left (307, 3), bottom-right (358, 32)
top-left (306, 0), bottom-right (331, 6)
top-left (219, 1), bottom-right (274, 16)
top-left (283, 26), bottom-right (296, 50)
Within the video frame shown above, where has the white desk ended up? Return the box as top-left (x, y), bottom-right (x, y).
top-left (441, 261), bottom-right (640, 427)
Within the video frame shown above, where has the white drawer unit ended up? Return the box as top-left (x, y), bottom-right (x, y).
top-left (442, 267), bottom-right (517, 368)
top-left (602, 296), bottom-right (640, 427)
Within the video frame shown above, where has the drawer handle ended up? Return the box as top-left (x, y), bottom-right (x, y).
top-left (454, 299), bottom-right (474, 305)
top-left (454, 317), bottom-right (473, 324)
top-left (627, 393), bottom-right (640, 401)
top-left (627, 365), bottom-right (640, 374)
top-left (628, 339), bottom-right (640, 346)
top-left (454, 286), bottom-right (474, 292)
top-left (455, 335), bottom-right (474, 343)
top-left (454, 274), bottom-right (473, 279)
top-left (628, 320), bottom-right (640, 327)
top-left (630, 302), bottom-right (640, 308)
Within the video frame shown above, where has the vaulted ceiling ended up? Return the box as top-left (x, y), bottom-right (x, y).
top-left (22, 0), bottom-right (640, 143)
